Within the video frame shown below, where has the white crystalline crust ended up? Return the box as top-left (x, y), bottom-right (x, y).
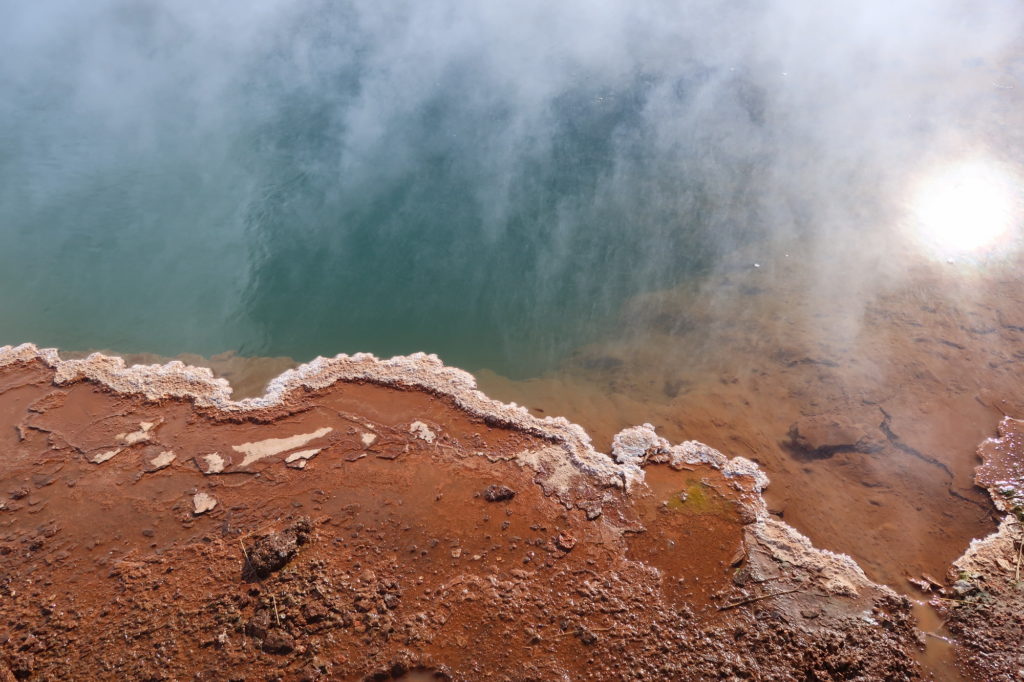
top-left (2, 343), bottom-right (627, 487)
top-left (747, 518), bottom-right (879, 598)
top-left (953, 515), bottom-right (1020, 577)
top-left (952, 418), bottom-right (1024, 583)
top-left (0, 344), bottom-right (778, 510)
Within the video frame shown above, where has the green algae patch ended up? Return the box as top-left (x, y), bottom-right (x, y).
top-left (663, 478), bottom-right (735, 518)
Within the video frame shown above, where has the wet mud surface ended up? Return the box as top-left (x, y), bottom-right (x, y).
top-left (0, 351), bottom-right (922, 680)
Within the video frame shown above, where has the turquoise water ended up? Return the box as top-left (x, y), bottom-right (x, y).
top-left (1, 2), bottom-right (1019, 376)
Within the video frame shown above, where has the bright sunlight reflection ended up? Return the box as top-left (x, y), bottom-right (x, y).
top-left (908, 158), bottom-right (1020, 257)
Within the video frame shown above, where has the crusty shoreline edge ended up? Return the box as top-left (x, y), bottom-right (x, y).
top-left (0, 342), bottom-right (891, 600)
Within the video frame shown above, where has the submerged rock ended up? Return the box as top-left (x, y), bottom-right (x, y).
top-left (787, 414), bottom-right (885, 457)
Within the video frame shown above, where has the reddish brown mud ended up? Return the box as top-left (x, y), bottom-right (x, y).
top-left (0, 349), bottom-right (920, 681)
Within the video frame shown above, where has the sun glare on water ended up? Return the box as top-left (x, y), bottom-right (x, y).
top-left (908, 158), bottom-right (1021, 257)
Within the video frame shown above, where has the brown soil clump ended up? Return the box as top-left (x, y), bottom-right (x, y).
top-left (243, 518), bottom-right (313, 580)
top-left (0, 347), bottom-right (921, 680)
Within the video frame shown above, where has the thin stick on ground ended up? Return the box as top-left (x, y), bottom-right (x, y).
top-left (239, 539), bottom-right (252, 576)
top-left (1015, 531), bottom-right (1022, 583)
top-left (718, 587), bottom-right (802, 611)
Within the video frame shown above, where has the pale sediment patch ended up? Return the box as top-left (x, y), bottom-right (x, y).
top-left (86, 420), bottom-right (161, 465)
top-left (409, 421), bottom-right (436, 443)
top-left (515, 445), bottom-right (590, 503)
top-left (197, 453), bottom-right (227, 474)
top-left (192, 492), bottom-right (217, 515)
top-left (147, 450), bottom-right (176, 471)
top-left (284, 448), bottom-right (321, 469)
top-left (360, 432), bottom-right (377, 447)
top-left (232, 427), bottom-right (332, 467)
top-left (117, 421), bottom-right (158, 446)
top-left (90, 448), bottom-right (121, 464)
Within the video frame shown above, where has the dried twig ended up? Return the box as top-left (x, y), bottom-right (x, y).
top-left (239, 538), bottom-right (252, 575)
top-left (718, 587), bottom-right (802, 611)
top-left (1015, 531), bottom-right (1023, 583)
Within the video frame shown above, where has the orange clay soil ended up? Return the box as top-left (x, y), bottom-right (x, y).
top-left (0, 346), bottom-right (920, 681)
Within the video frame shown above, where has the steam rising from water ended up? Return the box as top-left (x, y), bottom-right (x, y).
top-left (0, 1), bottom-right (1021, 374)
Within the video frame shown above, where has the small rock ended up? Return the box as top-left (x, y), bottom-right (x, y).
top-left (261, 629), bottom-right (294, 655)
top-left (575, 626), bottom-right (598, 645)
top-left (787, 415), bottom-right (884, 457)
top-left (951, 579), bottom-right (978, 597)
top-left (301, 602), bottom-right (327, 624)
top-left (295, 664), bottom-right (322, 682)
top-left (554, 533), bottom-right (577, 552)
top-left (483, 485), bottom-right (516, 502)
top-left (242, 518), bottom-right (312, 579)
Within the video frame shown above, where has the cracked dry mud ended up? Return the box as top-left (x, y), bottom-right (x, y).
top-left (0, 345), bottom-right (922, 680)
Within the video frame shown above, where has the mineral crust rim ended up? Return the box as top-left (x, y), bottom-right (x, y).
top-left (0, 341), bottom-right (890, 601)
